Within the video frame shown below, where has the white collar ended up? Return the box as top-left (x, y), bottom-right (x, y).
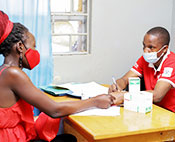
top-left (148, 49), bottom-right (170, 73)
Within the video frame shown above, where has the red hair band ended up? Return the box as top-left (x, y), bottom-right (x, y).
top-left (0, 20), bottom-right (13, 45)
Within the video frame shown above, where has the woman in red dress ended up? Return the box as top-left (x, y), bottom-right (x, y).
top-left (0, 11), bottom-right (114, 142)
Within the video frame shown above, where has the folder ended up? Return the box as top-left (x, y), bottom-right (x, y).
top-left (39, 85), bottom-right (73, 96)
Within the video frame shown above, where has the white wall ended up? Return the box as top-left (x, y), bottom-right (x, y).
top-left (53, 0), bottom-right (173, 84)
top-left (171, 0), bottom-right (175, 53)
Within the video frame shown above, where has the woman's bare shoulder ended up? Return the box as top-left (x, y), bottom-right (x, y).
top-left (2, 67), bottom-right (30, 82)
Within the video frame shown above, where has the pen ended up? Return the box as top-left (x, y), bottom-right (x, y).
top-left (112, 76), bottom-right (118, 90)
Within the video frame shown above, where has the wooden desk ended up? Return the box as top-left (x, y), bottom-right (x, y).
top-left (64, 105), bottom-right (175, 142)
top-left (45, 93), bottom-right (175, 142)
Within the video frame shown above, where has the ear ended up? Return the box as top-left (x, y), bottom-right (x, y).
top-left (16, 41), bottom-right (24, 53)
top-left (163, 45), bottom-right (169, 53)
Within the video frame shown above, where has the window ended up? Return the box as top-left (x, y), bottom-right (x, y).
top-left (50, 0), bottom-right (90, 55)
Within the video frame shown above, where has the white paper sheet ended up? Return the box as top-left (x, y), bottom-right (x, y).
top-left (72, 106), bottom-right (120, 116)
top-left (56, 82), bottom-right (108, 99)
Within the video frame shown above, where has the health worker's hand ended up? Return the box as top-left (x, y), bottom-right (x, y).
top-left (108, 83), bottom-right (121, 93)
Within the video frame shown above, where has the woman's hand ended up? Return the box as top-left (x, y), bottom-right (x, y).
top-left (92, 94), bottom-right (115, 109)
top-left (109, 91), bottom-right (125, 106)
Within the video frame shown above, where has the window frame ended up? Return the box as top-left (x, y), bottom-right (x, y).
top-left (50, 0), bottom-right (91, 56)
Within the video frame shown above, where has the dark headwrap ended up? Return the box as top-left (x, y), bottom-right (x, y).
top-left (0, 11), bottom-right (13, 45)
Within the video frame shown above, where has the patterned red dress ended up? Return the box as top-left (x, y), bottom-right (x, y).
top-left (0, 67), bottom-right (60, 142)
top-left (0, 99), bottom-right (37, 142)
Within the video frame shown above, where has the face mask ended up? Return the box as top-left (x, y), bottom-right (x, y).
top-left (143, 45), bottom-right (166, 64)
top-left (25, 48), bottom-right (40, 69)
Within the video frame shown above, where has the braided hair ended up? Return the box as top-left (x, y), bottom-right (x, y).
top-left (0, 23), bottom-right (28, 57)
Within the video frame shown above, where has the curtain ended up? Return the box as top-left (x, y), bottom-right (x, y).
top-left (0, 0), bottom-right (53, 87)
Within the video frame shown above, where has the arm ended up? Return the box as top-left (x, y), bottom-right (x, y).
top-left (111, 80), bottom-right (172, 106)
top-left (7, 67), bottom-right (113, 118)
top-left (147, 81), bottom-right (171, 103)
top-left (108, 70), bottom-right (139, 93)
